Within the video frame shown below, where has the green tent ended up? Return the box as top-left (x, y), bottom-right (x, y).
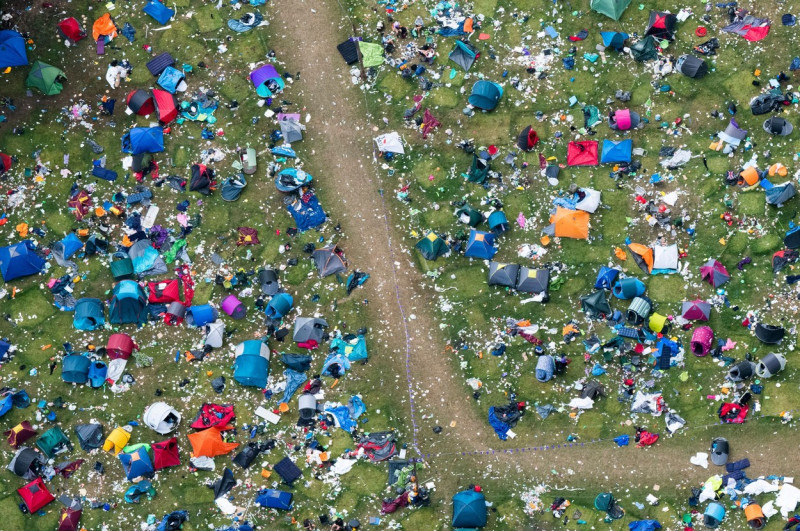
top-left (358, 41), bottom-right (384, 68)
top-left (591, 0), bottom-right (631, 20)
top-left (467, 155), bottom-right (490, 184)
top-left (456, 204), bottom-right (483, 227)
top-left (631, 36), bottom-right (658, 62)
top-left (36, 426), bottom-right (72, 458)
top-left (26, 60), bottom-right (66, 95)
top-left (416, 231), bottom-right (449, 261)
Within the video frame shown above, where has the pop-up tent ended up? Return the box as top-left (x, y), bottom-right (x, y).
top-left (595, 266), bottom-right (620, 289)
top-left (591, 0), bottom-right (631, 20)
top-left (516, 126), bottom-right (539, 151)
top-left (107, 333), bottom-right (137, 360)
top-left (0, 240), bottom-right (46, 282)
top-left (0, 152), bottom-right (13, 177)
top-left (449, 40), bottom-right (479, 71)
top-left (92, 13), bottom-right (117, 42)
top-left (109, 280), bottom-right (148, 324)
top-left (601, 31), bottom-right (629, 51)
top-left (763, 116), bottom-right (793, 136)
top-left (678, 55), bottom-right (708, 79)
top-left (73, 298), bottom-right (105, 330)
top-left (567, 141), bottom-right (599, 166)
top-left (682, 299), bottom-right (710, 321)
top-left (645, 11), bottom-right (678, 41)
top-left (249, 63), bottom-right (284, 97)
top-left (464, 230), bottom-right (496, 259)
top-left (234, 340), bottom-right (270, 387)
top-left (608, 109), bottom-right (640, 131)
top-left (452, 489), bottom-right (487, 528)
top-left (143, 402), bottom-right (181, 434)
top-left (157, 66), bottom-right (186, 93)
top-left (416, 231), bottom-right (449, 260)
top-left (126, 89), bottom-right (154, 115)
top-left (62, 355), bottom-right (91, 384)
top-left (613, 278), bottom-right (646, 299)
top-left (37, 426), bottom-right (72, 458)
top-left (122, 127), bottom-right (165, 155)
top-left (469, 80), bottom-right (503, 111)
top-left (265, 293), bottom-right (293, 319)
top-left (293, 317), bottom-right (328, 343)
top-left (312, 246), bottom-right (347, 277)
top-left (18, 477), bottom-right (54, 513)
top-left (548, 208), bottom-right (590, 239)
top-left (488, 262), bottom-right (519, 288)
top-left (152, 89), bottom-right (178, 123)
top-left (704, 502), bottom-right (726, 528)
top-left (142, 0), bottom-right (174, 25)
top-left (119, 446), bottom-right (154, 481)
top-left (58, 18), bottom-right (86, 43)
top-left (755, 323), bottom-right (785, 344)
top-left (26, 61), bottom-right (66, 95)
top-left (700, 259), bottom-right (730, 287)
top-left (652, 244), bottom-right (679, 274)
top-left (756, 352), bottom-right (786, 378)
top-left (600, 139), bottom-right (632, 163)
top-left (691, 326), bottom-right (714, 356)
top-left (8, 447), bottom-right (44, 479)
top-left (0, 30), bottom-right (28, 69)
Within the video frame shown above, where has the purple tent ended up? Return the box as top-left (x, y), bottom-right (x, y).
top-left (691, 326), bottom-right (714, 356)
top-left (700, 259), bottom-right (730, 287)
top-left (221, 295), bottom-right (246, 320)
top-left (681, 299), bottom-right (710, 321)
top-left (249, 64), bottom-right (284, 97)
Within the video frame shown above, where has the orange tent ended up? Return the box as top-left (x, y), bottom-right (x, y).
top-left (627, 243), bottom-right (654, 273)
top-left (187, 427), bottom-right (239, 458)
top-left (739, 166), bottom-right (759, 187)
top-left (92, 13), bottom-right (117, 42)
top-left (551, 207), bottom-right (589, 239)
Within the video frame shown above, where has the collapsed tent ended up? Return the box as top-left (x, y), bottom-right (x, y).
top-left (449, 40), bottom-right (479, 71)
top-left (233, 340), bottom-right (270, 388)
top-left (142, 0), bottom-right (174, 25)
top-left (293, 317), bottom-right (328, 343)
top-left (645, 11), bottom-right (677, 41)
top-left (188, 427), bottom-right (239, 458)
top-left (190, 163), bottom-right (214, 195)
top-left (0, 240), bottom-right (46, 282)
top-left (191, 404), bottom-right (235, 430)
top-left (275, 168), bottom-right (312, 192)
top-left (0, 30), bottom-right (28, 69)
top-left (109, 280), bottom-right (148, 324)
top-left (468, 80), bottom-right (503, 111)
top-left (601, 31), bottom-right (629, 51)
top-left (92, 13), bottom-right (118, 42)
top-left (6, 421), bottom-right (37, 449)
top-left (58, 18), bottom-right (87, 43)
top-left (26, 61), bottom-right (66, 95)
top-left (723, 15), bottom-right (771, 42)
top-left (581, 291), bottom-right (612, 319)
top-left (754, 323), bottom-right (785, 344)
top-left (287, 193), bottom-right (326, 232)
top-left (631, 36), bottom-right (658, 62)
top-left (312, 246), bottom-right (347, 277)
top-left (8, 447), bottom-right (45, 479)
top-left (567, 141), bottom-right (599, 166)
top-left (358, 41), bottom-right (384, 68)
top-left (763, 116), bottom-right (793, 136)
top-left (600, 139), bottom-right (632, 163)
top-left (608, 109), bottom-right (639, 131)
top-left (122, 127), bottom-right (165, 155)
top-left (591, 0), bottom-right (631, 20)
top-left (374, 132), bottom-right (405, 155)
top-left (256, 489), bottom-right (293, 511)
top-left (467, 155), bottom-right (490, 184)
top-left (677, 55), bottom-right (708, 79)
top-left (0, 152), bottom-right (13, 177)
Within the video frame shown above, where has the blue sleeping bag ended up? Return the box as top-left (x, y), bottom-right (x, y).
top-left (92, 166), bottom-right (118, 181)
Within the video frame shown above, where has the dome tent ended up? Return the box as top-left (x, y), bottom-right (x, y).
top-left (488, 261), bottom-right (519, 288)
top-left (186, 304), bottom-right (218, 327)
top-left (17, 477), bottom-right (54, 513)
top-left (233, 340), bottom-right (270, 388)
top-left (58, 17), bottom-right (87, 43)
top-left (0, 240), bottom-right (46, 282)
top-left (0, 30), bottom-right (28, 69)
top-left (8, 447), bottom-right (45, 479)
top-left (416, 231), bottom-right (449, 261)
top-left (293, 317), bottom-right (328, 344)
top-left (468, 80), bottom-right (503, 111)
top-left (464, 230), bottom-right (497, 259)
top-left (26, 61), bottom-right (66, 95)
top-left (452, 489), bottom-right (487, 528)
top-left (591, 0), bottom-right (631, 20)
top-left (677, 54), bottom-right (709, 79)
top-left (126, 89), bottom-right (155, 115)
top-left (143, 402), bottom-right (182, 434)
top-left (119, 446), bottom-right (154, 481)
top-left (109, 280), bottom-right (148, 324)
top-left (682, 299), bottom-right (710, 321)
top-left (73, 298), bottom-right (105, 330)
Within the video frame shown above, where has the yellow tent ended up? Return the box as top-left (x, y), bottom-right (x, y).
top-left (103, 426), bottom-right (131, 455)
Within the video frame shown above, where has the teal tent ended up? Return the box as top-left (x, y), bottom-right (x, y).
top-left (73, 298), bottom-right (105, 330)
top-left (469, 81), bottom-right (503, 111)
top-left (467, 155), bottom-right (490, 184)
top-left (233, 340), bottom-right (270, 387)
top-left (449, 40), bottom-right (479, 71)
top-left (452, 489), bottom-right (487, 528)
top-left (416, 231), bottom-right (449, 260)
top-left (36, 427), bottom-right (72, 458)
top-left (62, 355), bottom-right (91, 384)
top-left (109, 280), bottom-right (148, 324)
top-left (591, 0), bottom-right (631, 20)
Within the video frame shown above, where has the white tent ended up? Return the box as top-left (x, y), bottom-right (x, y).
top-left (204, 320), bottom-right (226, 349)
top-left (143, 402), bottom-right (182, 435)
top-left (575, 188), bottom-right (602, 213)
top-left (652, 244), bottom-right (679, 272)
top-left (374, 132), bottom-right (405, 154)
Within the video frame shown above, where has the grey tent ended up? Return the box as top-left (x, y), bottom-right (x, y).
top-left (718, 119), bottom-right (748, 149)
top-left (279, 118), bottom-right (305, 144)
top-left (631, 36), bottom-right (658, 62)
top-left (75, 423), bottom-right (104, 451)
top-left (449, 40), bottom-right (479, 71)
top-left (766, 183), bottom-right (796, 207)
top-left (581, 291), bottom-right (611, 319)
top-left (750, 93), bottom-right (785, 115)
top-left (221, 174), bottom-right (247, 201)
top-left (756, 352), bottom-right (786, 378)
top-left (258, 268), bottom-right (280, 296)
top-left (581, 381), bottom-right (605, 399)
top-left (293, 317), bottom-right (328, 343)
top-left (626, 296), bottom-right (652, 325)
top-left (677, 55), bottom-right (708, 79)
top-left (515, 267), bottom-right (549, 297)
top-left (312, 246), bottom-right (347, 277)
top-left (755, 323), bottom-right (785, 344)
top-left (8, 447), bottom-right (44, 479)
top-left (727, 361), bottom-right (756, 382)
top-left (763, 117), bottom-right (793, 136)
top-left (487, 261), bottom-right (519, 288)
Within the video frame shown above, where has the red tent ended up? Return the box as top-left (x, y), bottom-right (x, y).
top-left (0, 153), bottom-right (13, 177)
top-left (567, 141), bottom-right (599, 166)
top-left (106, 333), bottom-right (138, 360)
top-left (148, 279), bottom-right (181, 303)
top-left (152, 89), bottom-right (178, 124)
top-left (126, 89), bottom-right (155, 116)
top-left (18, 477), bottom-right (55, 513)
top-left (4, 420), bottom-right (37, 448)
top-left (67, 190), bottom-right (92, 220)
top-left (58, 507), bottom-right (82, 531)
top-left (152, 437), bottom-right (181, 470)
top-left (191, 403), bottom-right (236, 429)
top-left (57, 17), bottom-right (87, 43)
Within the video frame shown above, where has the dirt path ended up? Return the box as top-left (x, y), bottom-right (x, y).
top-left (267, 0), bottom-right (800, 490)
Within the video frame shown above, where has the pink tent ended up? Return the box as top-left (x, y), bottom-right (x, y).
top-left (681, 299), bottom-right (710, 321)
top-left (691, 326), bottom-right (714, 356)
top-left (221, 295), bottom-right (246, 320)
top-left (106, 333), bottom-right (138, 360)
top-left (700, 259), bottom-right (730, 287)
top-left (615, 109), bottom-right (631, 130)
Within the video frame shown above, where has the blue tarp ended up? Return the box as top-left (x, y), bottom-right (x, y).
top-left (287, 193), bottom-right (326, 232)
top-left (0, 30), bottom-right (28, 69)
top-left (255, 489), bottom-right (293, 510)
top-left (142, 1), bottom-right (174, 25)
top-left (280, 368), bottom-right (307, 404)
top-left (629, 520), bottom-right (661, 531)
top-left (122, 127), bottom-right (165, 155)
top-left (464, 230), bottom-right (497, 259)
top-left (0, 240), bottom-right (45, 282)
top-left (488, 407), bottom-right (511, 440)
top-left (601, 139), bottom-right (633, 164)
top-left (325, 396), bottom-right (365, 432)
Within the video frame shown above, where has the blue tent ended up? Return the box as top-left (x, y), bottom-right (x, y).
top-left (233, 340), bottom-right (270, 387)
top-left (330, 334), bottom-right (368, 362)
top-left (73, 298), bottom-right (105, 330)
top-left (109, 280), bottom-right (148, 324)
top-left (265, 292), bottom-right (293, 319)
top-left (157, 66), bottom-right (184, 94)
top-left (186, 304), bottom-right (218, 327)
top-left (122, 127), bottom-right (165, 155)
top-left (143, 0), bottom-right (175, 24)
top-left (469, 81), bottom-right (503, 111)
top-left (0, 389), bottom-right (29, 418)
top-left (452, 490), bottom-right (487, 528)
top-left (0, 240), bottom-right (45, 282)
top-left (88, 361), bottom-right (108, 388)
top-left (612, 278), bottom-right (646, 299)
top-left (487, 211), bottom-right (509, 234)
top-left (535, 354), bottom-right (555, 382)
top-left (55, 232), bottom-right (84, 260)
top-left (464, 230), bottom-right (497, 260)
top-left (119, 446), bottom-right (155, 481)
top-left (601, 31), bottom-right (629, 51)
top-left (0, 30), bottom-right (28, 69)
top-left (629, 520), bottom-right (661, 531)
top-left (62, 354), bottom-right (91, 384)
top-left (287, 193), bottom-right (326, 232)
top-left (600, 139), bottom-right (632, 163)
top-left (594, 266), bottom-right (620, 289)
top-left (704, 502), bottom-right (725, 528)
top-left (255, 489), bottom-right (293, 510)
